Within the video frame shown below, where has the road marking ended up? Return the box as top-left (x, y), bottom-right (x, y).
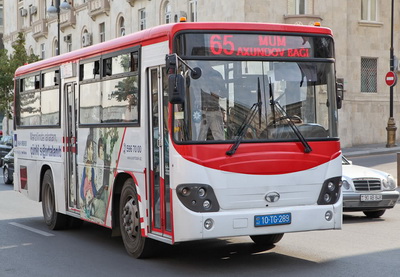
top-left (9, 222), bottom-right (55, 237)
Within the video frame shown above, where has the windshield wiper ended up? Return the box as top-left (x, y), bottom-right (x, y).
top-left (227, 78), bottom-right (263, 156)
top-left (226, 101), bottom-right (262, 156)
top-left (268, 78), bottom-right (312, 153)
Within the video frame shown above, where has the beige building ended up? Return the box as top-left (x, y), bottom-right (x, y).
top-left (2, 0), bottom-right (399, 147)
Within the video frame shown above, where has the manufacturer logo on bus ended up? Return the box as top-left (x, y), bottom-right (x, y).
top-left (265, 192), bottom-right (280, 203)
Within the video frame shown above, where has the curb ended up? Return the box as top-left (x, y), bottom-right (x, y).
top-left (342, 147), bottom-right (400, 158)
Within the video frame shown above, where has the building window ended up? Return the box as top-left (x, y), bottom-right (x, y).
top-left (165, 2), bottom-right (171, 24)
top-left (287, 0), bottom-right (313, 15)
top-left (54, 39), bottom-right (59, 56)
top-left (189, 0), bottom-right (197, 22)
top-left (361, 0), bottom-right (377, 21)
top-left (0, 5), bottom-right (3, 27)
top-left (100, 22), bottom-right (105, 42)
top-left (361, 57), bottom-right (377, 93)
top-left (119, 17), bottom-right (125, 36)
top-left (40, 43), bottom-right (45, 59)
top-left (139, 9), bottom-right (146, 30)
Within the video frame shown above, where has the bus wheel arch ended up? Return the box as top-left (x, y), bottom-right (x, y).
top-left (117, 176), bottom-right (154, 258)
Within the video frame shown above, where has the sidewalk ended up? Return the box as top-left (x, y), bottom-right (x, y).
top-left (342, 143), bottom-right (400, 158)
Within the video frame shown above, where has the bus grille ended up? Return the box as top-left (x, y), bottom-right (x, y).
top-left (353, 178), bottom-right (381, 191)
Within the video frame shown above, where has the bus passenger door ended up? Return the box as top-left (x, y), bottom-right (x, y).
top-left (64, 82), bottom-right (79, 211)
top-left (149, 67), bottom-right (171, 238)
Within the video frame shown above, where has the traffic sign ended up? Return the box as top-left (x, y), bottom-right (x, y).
top-left (385, 71), bottom-right (397, 87)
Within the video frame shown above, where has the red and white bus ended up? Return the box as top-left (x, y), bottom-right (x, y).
top-left (13, 21), bottom-right (342, 258)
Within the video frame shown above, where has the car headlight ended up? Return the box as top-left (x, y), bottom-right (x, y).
top-left (342, 179), bottom-right (351, 190)
top-left (383, 175), bottom-right (397, 190)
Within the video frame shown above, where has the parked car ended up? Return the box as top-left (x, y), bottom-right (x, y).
top-left (2, 148), bottom-right (14, 184)
top-left (342, 156), bottom-right (399, 218)
top-left (0, 135), bottom-right (13, 166)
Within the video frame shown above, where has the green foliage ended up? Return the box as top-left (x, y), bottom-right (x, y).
top-left (0, 32), bottom-right (40, 118)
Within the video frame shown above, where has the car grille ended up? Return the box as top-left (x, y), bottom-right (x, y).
top-left (353, 178), bottom-right (382, 191)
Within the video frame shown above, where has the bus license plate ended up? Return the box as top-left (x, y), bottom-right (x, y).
top-left (254, 213), bottom-right (291, 227)
top-left (360, 194), bottom-right (382, 202)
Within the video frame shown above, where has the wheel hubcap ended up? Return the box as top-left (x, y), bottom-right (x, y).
top-left (122, 198), bottom-right (139, 239)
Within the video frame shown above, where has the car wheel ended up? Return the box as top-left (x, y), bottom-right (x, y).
top-left (119, 178), bottom-right (154, 258)
top-left (363, 210), bottom-right (386, 218)
top-left (42, 169), bottom-right (68, 230)
top-left (3, 167), bottom-right (12, 184)
top-left (250, 233), bottom-right (284, 245)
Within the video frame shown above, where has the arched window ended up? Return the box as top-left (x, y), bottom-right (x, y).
top-left (165, 2), bottom-right (172, 24)
top-left (119, 16), bottom-right (125, 37)
top-left (54, 39), bottom-right (59, 56)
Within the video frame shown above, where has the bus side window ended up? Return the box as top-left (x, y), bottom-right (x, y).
top-left (132, 51), bottom-right (139, 73)
top-left (103, 58), bottom-right (112, 76)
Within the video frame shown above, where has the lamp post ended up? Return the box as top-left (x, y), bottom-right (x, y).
top-left (47, 0), bottom-right (71, 56)
top-left (387, 0), bottom-right (397, 147)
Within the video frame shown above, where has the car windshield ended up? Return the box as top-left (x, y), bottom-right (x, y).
top-left (0, 136), bottom-right (12, 145)
top-left (173, 60), bottom-right (338, 143)
top-left (342, 156), bottom-right (351, 165)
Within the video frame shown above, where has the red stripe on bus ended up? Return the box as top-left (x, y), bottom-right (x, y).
top-left (173, 140), bottom-right (340, 175)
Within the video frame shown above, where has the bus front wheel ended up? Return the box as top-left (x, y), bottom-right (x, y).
top-left (250, 233), bottom-right (284, 245)
top-left (119, 179), bottom-right (153, 258)
top-left (42, 169), bottom-right (68, 230)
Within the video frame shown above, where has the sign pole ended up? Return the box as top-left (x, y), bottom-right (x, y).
top-left (387, 0), bottom-right (397, 147)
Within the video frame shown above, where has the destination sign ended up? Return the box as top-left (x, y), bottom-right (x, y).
top-left (175, 33), bottom-right (334, 59)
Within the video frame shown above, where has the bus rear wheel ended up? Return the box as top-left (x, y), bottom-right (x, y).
top-left (250, 233), bottom-right (284, 245)
top-left (119, 179), bottom-right (153, 258)
top-left (42, 169), bottom-right (68, 230)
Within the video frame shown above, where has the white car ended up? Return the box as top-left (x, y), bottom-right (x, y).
top-left (342, 156), bottom-right (399, 218)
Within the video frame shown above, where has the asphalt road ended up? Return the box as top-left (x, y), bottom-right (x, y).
top-left (1, 154), bottom-right (400, 277)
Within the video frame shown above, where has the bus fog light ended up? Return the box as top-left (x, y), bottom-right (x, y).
top-left (198, 187), bottom-right (206, 197)
top-left (325, 210), bottom-right (333, 221)
top-left (204, 218), bottom-right (214, 230)
top-left (203, 200), bottom-right (211, 209)
top-left (323, 193), bottom-right (331, 203)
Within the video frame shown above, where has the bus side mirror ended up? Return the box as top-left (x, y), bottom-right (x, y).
top-left (166, 54), bottom-right (177, 73)
top-left (336, 79), bottom-right (344, 109)
top-left (168, 74), bottom-right (185, 104)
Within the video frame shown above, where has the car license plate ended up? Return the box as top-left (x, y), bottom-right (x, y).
top-left (360, 194), bottom-right (382, 202)
top-left (254, 213), bottom-right (291, 227)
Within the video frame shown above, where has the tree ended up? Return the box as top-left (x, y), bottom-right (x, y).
top-left (0, 32), bottom-right (39, 132)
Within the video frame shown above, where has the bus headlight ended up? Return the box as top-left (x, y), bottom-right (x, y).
top-left (177, 184), bottom-right (220, 212)
top-left (317, 177), bottom-right (341, 205)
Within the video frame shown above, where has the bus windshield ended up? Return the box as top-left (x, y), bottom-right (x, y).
top-left (173, 59), bottom-right (338, 143)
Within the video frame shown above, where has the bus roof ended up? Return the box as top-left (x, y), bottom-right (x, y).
top-left (15, 22), bottom-right (332, 77)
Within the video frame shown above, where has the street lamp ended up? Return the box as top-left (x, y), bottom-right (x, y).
top-left (47, 0), bottom-right (71, 56)
top-left (387, 0), bottom-right (397, 147)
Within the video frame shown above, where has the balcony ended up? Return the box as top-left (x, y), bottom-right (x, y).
top-left (283, 14), bottom-right (323, 26)
top-left (60, 8), bottom-right (76, 31)
top-left (88, 0), bottom-right (110, 20)
top-left (3, 31), bottom-right (21, 45)
top-left (126, 0), bottom-right (136, 6)
top-left (32, 19), bottom-right (48, 41)
top-left (126, 0), bottom-right (151, 7)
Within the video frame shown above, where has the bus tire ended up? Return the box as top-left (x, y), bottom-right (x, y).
top-left (41, 169), bottom-right (68, 230)
top-left (119, 178), bottom-right (153, 258)
top-left (250, 233), bottom-right (284, 245)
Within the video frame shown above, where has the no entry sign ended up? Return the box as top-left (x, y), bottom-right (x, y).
top-left (385, 71), bottom-right (397, 87)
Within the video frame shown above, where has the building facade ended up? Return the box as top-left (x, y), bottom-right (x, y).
top-left (2, 0), bottom-right (399, 147)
